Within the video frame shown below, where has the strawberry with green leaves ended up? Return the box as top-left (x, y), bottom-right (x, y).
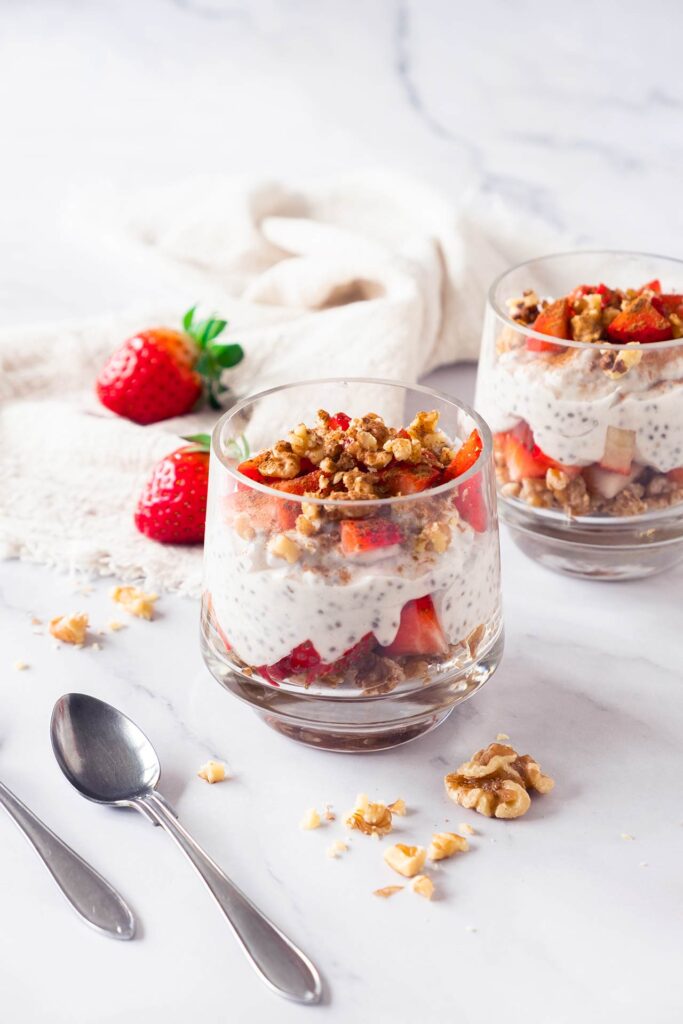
top-left (97, 306), bottom-right (243, 425)
top-left (134, 434), bottom-right (211, 544)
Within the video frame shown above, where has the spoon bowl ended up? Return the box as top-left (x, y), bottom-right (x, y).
top-left (51, 693), bottom-right (160, 804)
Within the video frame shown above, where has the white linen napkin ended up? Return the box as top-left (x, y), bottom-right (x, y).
top-left (0, 172), bottom-right (551, 596)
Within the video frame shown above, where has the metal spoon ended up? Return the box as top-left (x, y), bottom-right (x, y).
top-left (50, 693), bottom-right (322, 1005)
top-left (0, 779), bottom-right (135, 939)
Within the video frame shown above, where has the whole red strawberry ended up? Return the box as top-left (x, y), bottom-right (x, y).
top-left (134, 435), bottom-right (211, 544)
top-left (96, 307), bottom-right (243, 425)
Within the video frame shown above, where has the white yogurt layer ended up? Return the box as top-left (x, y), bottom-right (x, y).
top-left (477, 346), bottom-right (683, 472)
top-left (205, 523), bottom-right (500, 668)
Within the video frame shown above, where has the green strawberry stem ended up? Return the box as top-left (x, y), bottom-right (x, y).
top-left (183, 305), bottom-right (244, 408)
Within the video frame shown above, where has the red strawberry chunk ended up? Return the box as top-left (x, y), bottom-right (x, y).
top-left (328, 412), bottom-right (351, 431)
top-left (340, 518), bottom-right (403, 556)
top-left (497, 424), bottom-right (581, 483)
top-left (639, 278), bottom-right (661, 294)
top-left (381, 462), bottom-right (441, 495)
top-left (455, 476), bottom-right (487, 533)
top-left (271, 469), bottom-right (326, 496)
top-left (260, 632), bottom-right (376, 685)
top-left (527, 298), bottom-right (571, 353)
top-left (653, 294), bottom-right (683, 318)
top-left (237, 457), bottom-right (268, 484)
top-left (668, 467), bottom-right (683, 484)
top-left (606, 296), bottom-right (673, 344)
top-left (381, 596), bottom-right (447, 657)
top-left (442, 429), bottom-right (483, 482)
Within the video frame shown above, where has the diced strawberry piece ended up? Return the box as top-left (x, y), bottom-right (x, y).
top-left (381, 462), bottom-right (441, 495)
top-left (653, 294), bottom-right (683, 318)
top-left (227, 489), bottom-right (277, 532)
top-left (455, 476), bottom-right (487, 532)
top-left (667, 467), bottom-right (683, 484)
top-left (503, 432), bottom-right (548, 482)
top-left (442, 429), bottom-right (483, 482)
top-left (276, 499), bottom-right (299, 532)
top-left (527, 298), bottom-right (571, 353)
top-left (381, 596), bottom-right (447, 657)
top-left (340, 518), bottom-right (403, 556)
top-left (328, 412), bottom-right (351, 431)
top-left (606, 296), bottom-right (673, 344)
top-left (596, 282), bottom-right (614, 306)
top-left (529, 444), bottom-right (583, 478)
top-left (599, 426), bottom-right (636, 475)
top-left (260, 632), bottom-right (376, 685)
top-left (639, 278), bottom-right (661, 294)
top-left (237, 456), bottom-right (268, 484)
top-left (322, 632), bottom-right (376, 674)
top-left (271, 470), bottom-right (326, 496)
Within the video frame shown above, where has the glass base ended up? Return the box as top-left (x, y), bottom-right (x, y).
top-left (500, 497), bottom-right (683, 580)
top-left (200, 616), bottom-right (504, 753)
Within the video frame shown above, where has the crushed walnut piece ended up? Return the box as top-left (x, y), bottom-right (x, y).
top-left (373, 885), bottom-right (404, 899)
top-left (268, 533), bottom-right (300, 564)
top-left (428, 832), bottom-right (469, 861)
top-left (345, 798), bottom-right (393, 837)
top-left (197, 760), bottom-right (227, 784)
top-left (412, 875), bottom-right (435, 900)
top-left (383, 843), bottom-right (427, 877)
top-left (13, 660), bottom-right (29, 671)
top-left (111, 585), bottom-right (158, 620)
top-left (445, 742), bottom-right (554, 819)
top-left (459, 822), bottom-right (476, 836)
top-left (326, 840), bottom-right (348, 858)
top-left (300, 808), bottom-right (322, 830)
top-left (49, 613), bottom-right (89, 645)
top-left (387, 798), bottom-right (406, 816)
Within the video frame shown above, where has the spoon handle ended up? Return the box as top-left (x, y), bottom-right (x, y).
top-left (138, 791), bottom-right (321, 1004)
top-left (0, 781), bottom-right (135, 939)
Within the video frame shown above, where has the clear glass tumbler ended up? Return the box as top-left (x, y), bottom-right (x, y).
top-left (476, 251), bottom-right (683, 580)
top-left (200, 378), bottom-right (503, 752)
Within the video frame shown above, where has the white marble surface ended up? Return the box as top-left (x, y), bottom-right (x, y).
top-left (1, 1), bottom-right (683, 1022)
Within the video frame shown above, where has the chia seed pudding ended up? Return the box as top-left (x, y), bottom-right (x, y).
top-left (203, 407), bottom-right (501, 694)
top-left (476, 280), bottom-right (683, 516)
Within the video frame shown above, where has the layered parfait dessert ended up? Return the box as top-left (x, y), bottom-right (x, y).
top-left (203, 406), bottom-right (501, 697)
top-left (477, 278), bottom-right (683, 517)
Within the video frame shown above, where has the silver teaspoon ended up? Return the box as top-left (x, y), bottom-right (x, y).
top-left (0, 779), bottom-right (135, 939)
top-left (50, 693), bottom-right (322, 1006)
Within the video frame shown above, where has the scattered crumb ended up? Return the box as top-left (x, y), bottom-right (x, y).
top-left (496, 732), bottom-right (510, 741)
top-left (30, 616), bottom-right (42, 626)
top-left (300, 808), bottom-right (321, 830)
top-left (110, 585), bottom-right (158, 620)
top-left (197, 760), bottom-right (227, 784)
top-left (466, 926), bottom-right (478, 933)
top-left (107, 620), bottom-right (125, 632)
top-left (323, 804), bottom-right (336, 822)
top-left (49, 613), bottom-right (89, 645)
top-left (326, 840), bottom-right (348, 859)
top-left (92, 642), bottom-right (102, 651)
top-left (639, 862), bottom-right (648, 868)
top-left (459, 822), bottom-right (476, 836)
top-left (373, 885), bottom-right (404, 899)
top-left (412, 875), bottom-right (434, 900)
top-left (388, 798), bottom-right (407, 816)
top-left (13, 660), bottom-right (29, 671)
top-left (383, 843), bottom-right (427, 878)
top-left (620, 833), bottom-right (635, 841)
top-left (72, 582), bottom-right (93, 596)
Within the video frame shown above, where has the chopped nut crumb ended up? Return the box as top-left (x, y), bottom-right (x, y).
top-left (323, 804), bottom-right (336, 822)
top-left (373, 885), bottom-right (404, 899)
top-left (428, 832), bottom-right (469, 861)
top-left (388, 798), bottom-right (406, 816)
top-left (459, 822), bottom-right (476, 836)
top-left (300, 808), bottom-right (322, 830)
top-left (91, 642), bottom-right (102, 651)
top-left (620, 833), bottom-right (635, 841)
top-left (268, 533), bottom-right (301, 564)
top-left (49, 613), bottom-right (89, 645)
top-left (30, 616), bottom-right (42, 625)
top-left (412, 875), bottom-right (434, 900)
top-left (111, 585), bottom-right (158, 620)
top-left (383, 843), bottom-right (427, 878)
top-left (346, 800), bottom-right (393, 837)
top-left (13, 660), bottom-right (29, 671)
top-left (197, 760), bottom-right (227, 784)
top-left (108, 619), bottom-right (125, 632)
top-left (496, 733), bottom-right (510, 741)
top-left (326, 840), bottom-right (348, 859)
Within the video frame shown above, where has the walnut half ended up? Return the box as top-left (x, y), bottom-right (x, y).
top-left (444, 742), bottom-right (554, 819)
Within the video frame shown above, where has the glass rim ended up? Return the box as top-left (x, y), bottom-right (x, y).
top-left (488, 249), bottom-right (683, 352)
top-left (211, 376), bottom-right (492, 507)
